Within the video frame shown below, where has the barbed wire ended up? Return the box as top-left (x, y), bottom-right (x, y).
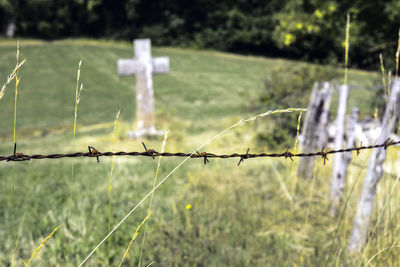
top-left (1, 139), bottom-right (399, 165)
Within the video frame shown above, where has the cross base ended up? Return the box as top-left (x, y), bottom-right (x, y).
top-left (127, 128), bottom-right (165, 139)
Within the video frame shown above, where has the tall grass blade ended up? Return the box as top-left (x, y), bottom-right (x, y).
top-left (138, 130), bottom-right (169, 267)
top-left (344, 13), bottom-right (350, 85)
top-left (25, 224), bottom-right (63, 267)
top-left (107, 110), bottom-right (120, 264)
top-left (9, 42), bottom-right (25, 265)
top-left (118, 212), bottom-right (152, 267)
top-left (379, 54), bottom-right (388, 103)
top-left (11, 213), bottom-right (25, 267)
top-left (68, 59), bottom-right (83, 251)
top-left (0, 59), bottom-right (25, 101)
top-left (290, 111), bottom-right (303, 195)
top-left (396, 28), bottom-right (400, 78)
top-left (13, 41), bottom-right (20, 144)
top-left (73, 60), bottom-right (83, 137)
top-left (364, 245), bottom-right (400, 266)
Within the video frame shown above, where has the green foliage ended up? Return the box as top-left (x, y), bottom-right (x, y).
top-left (1, 0), bottom-right (400, 68)
top-left (272, 0), bottom-right (344, 63)
top-left (257, 65), bottom-right (340, 149)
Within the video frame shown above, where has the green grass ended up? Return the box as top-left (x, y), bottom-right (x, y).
top-left (0, 39), bottom-right (398, 266)
top-left (0, 39), bottom-right (378, 139)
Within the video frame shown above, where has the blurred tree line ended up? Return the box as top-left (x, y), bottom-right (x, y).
top-left (1, 0), bottom-right (400, 69)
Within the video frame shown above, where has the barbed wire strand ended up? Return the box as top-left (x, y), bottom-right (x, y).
top-left (2, 138), bottom-right (399, 165)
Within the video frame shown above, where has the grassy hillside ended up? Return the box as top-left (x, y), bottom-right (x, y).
top-left (0, 39), bottom-right (378, 138)
top-left (0, 39), bottom-right (398, 266)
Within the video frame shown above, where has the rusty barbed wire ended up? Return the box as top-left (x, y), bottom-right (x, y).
top-left (1, 138), bottom-right (399, 164)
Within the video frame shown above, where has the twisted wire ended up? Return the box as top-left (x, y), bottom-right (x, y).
top-left (1, 139), bottom-right (399, 164)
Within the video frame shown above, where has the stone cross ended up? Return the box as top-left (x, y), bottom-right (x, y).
top-left (117, 39), bottom-right (169, 138)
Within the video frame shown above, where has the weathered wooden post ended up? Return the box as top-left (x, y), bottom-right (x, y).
top-left (117, 39), bottom-right (169, 138)
top-left (298, 82), bottom-right (333, 179)
top-left (329, 84), bottom-right (350, 216)
top-left (329, 107), bottom-right (358, 216)
top-left (348, 79), bottom-right (400, 252)
top-left (344, 108), bottom-right (359, 164)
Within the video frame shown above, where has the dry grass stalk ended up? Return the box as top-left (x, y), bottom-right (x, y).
top-left (380, 53), bottom-right (388, 103)
top-left (69, 59), bottom-right (84, 252)
top-left (118, 212), bottom-right (152, 267)
top-left (24, 224), bottom-right (63, 266)
top-left (11, 214), bottom-right (25, 267)
top-left (107, 110), bottom-right (120, 262)
top-left (0, 59), bottom-right (25, 101)
top-left (12, 41), bottom-right (22, 143)
top-left (290, 111), bottom-right (303, 195)
top-left (74, 60), bottom-right (83, 137)
top-left (344, 13), bottom-right (350, 85)
top-left (396, 28), bottom-right (400, 78)
top-left (139, 130), bottom-right (169, 267)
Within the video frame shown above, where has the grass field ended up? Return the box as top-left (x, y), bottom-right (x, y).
top-left (0, 39), bottom-right (399, 266)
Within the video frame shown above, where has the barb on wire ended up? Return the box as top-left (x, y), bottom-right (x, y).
top-left (142, 142), bottom-right (156, 159)
top-left (283, 147), bottom-right (294, 161)
top-left (88, 146), bottom-right (101, 163)
top-left (0, 139), bottom-right (399, 164)
top-left (6, 143), bottom-right (29, 162)
top-left (320, 146), bottom-right (329, 165)
top-left (195, 151), bottom-right (209, 165)
top-left (384, 138), bottom-right (393, 150)
top-left (238, 148), bottom-right (250, 166)
top-left (355, 142), bottom-right (362, 156)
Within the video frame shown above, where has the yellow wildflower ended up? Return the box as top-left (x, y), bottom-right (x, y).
top-left (314, 9), bottom-right (323, 19)
top-left (284, 33), bottom-right (295, 46)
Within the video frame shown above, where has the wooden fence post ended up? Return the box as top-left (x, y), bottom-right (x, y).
top-left (328, 107), bottom-right (359, 216)
top-left (344, 107), bottom-right (359, 166)
top-left (348, 79), bottom-right (400, 252)
top-left (330, 84), bottom-right (349, 216)
top-left (298, 82), bottom-right (333, 179)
